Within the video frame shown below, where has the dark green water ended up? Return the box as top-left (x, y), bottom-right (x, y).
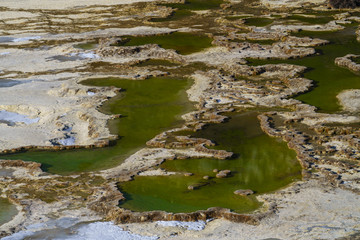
top-left (119, 112), bottom-right (302, 213)
top-left (162, 0), bottom-right (223, 11)
top-left (74, 42), bottom-right (98, 50)
top-left (1, 77), bottom-right (192, 174)
top-left (284, 14), bottom-right (333, 25)
top-left (248, 26), bottom-right (360, 113)
top-left (0, 198), bottom-right (17, 226)
top-left (244, 17), bottom-right (274, 27)
top-left (115, 32), bottom-right (213, 55)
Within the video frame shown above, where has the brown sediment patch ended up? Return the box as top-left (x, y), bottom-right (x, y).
top-left (105, 207), bottom-right (262, 225)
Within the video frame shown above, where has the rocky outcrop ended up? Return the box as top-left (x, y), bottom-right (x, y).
top-left (329, 0), bottom-right (360, 9)
top-left (337, 89), bottom-right (360, 112)
top-left (96, 43), bottom-right (185, 63)
top-left (335, 54), bottom-right (360, 71)
top-left (212, 39), bottom-right (316, 59)
top-left (106, 207), bottom-right (260, 225)
top-left (234, 189), bottom-right (254, 196)
top-left (258, 111), bottom-right (360, 190)
top-left (216, 169), bottom-right (231, 178)
top-left (282, 36), bottom-right (329, 47)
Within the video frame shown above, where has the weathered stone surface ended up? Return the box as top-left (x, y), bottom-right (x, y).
top-left (234, 189), bottom-right (254, 196)
top-left (337, 89), bottom-right (360, 112)
top-left (335, 54), bottom-right (360, 71)
top-left (106, 207), bottom-right (259, 225)
top-left (216, 170), bottom-right (231, 178)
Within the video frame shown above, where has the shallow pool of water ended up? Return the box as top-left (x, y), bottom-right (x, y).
top-left (1, 77), bottom-right (193, 174)
top-left (0, 198), bottom-right (17, 226)
top-left (0, 79), bottom-right (22, 88)
top-left (248, 26), bottom-right (360, 113)
top-left (162, 0), bottom-right (223, 11)
top-left (244, 17), bottom-right (274, 27)
top-left (283, 14), bottom-right (333, 25)
top-left (119, 112), bottom-right (302, 213)
top-left (115, 32), bottom-right (213, 55)
top-left (0, 169), bottom-right (13, 177)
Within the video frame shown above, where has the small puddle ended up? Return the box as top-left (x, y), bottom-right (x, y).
top-left (0, 36), bottom-right (41, 43)
top-left (0, 110), bottom-right (39, 125)
top-left (0, 169), bottom-right (14, 177)
top-left (48, 55), bottom-right (83, 62)
top-left (0, 37), bottom-right (14, 43)
top-left (74, 42), bottom-right (98, 50)
top-left (119, 111), bottom-right (302, 213)
top-left (0, 198), bottom-right (17, 226)
top-left (0, 79), bottom-right (22, 88)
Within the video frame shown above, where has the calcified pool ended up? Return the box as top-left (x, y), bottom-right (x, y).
top-left (1, 77), bottom-right (193, 174)
top-left (119, 111), bottom-right (302, 213)
top-left (0, 198), bottom-right (17, 227)
top-left (248, 26), bottom-right (360, 113)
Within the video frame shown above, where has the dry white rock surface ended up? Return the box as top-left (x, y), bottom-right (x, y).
top-left (337, 89), bottom-right (360, 112)
top-left (261, 0), bottom-right (327, 9)
top-left (0, 76), bottom-right (117, 151)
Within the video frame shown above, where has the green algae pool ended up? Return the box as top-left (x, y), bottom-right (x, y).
top-left (162, 0), bottom-right (223, 11)
top-left (74, 42), bottom-right (98, 50)
top-left (248, 26), bottom-right (360, 113)
top-left (244, 17), bottom-right (274, 27)
top-left (284, 14), bottom-right (333, 25)
top-left (119, 111), bottom-right (302, 213)
top-left (0, 77), bottom-right (193, 175)
top-left (115, 32), bottom-right (213, 55)
top-left (0, 198), bottom-right (17, 226)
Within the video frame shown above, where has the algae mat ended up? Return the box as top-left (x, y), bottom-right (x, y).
top-left (1, 77), bottom-right (192, 175)
top-left (119, 112), bottom-right (302, 213)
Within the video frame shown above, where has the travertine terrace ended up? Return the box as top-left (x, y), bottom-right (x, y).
top-left (0, 0), bottom-right (360, 239)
